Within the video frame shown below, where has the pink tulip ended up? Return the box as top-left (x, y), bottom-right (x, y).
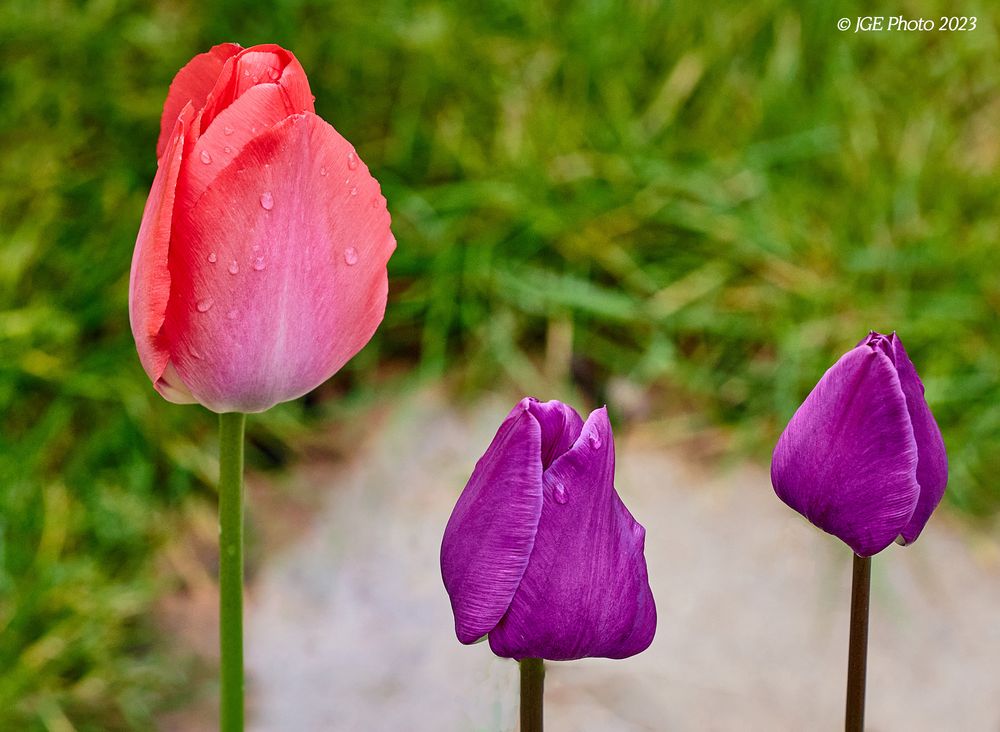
top-left (129, 43), bottom-right (395, 413)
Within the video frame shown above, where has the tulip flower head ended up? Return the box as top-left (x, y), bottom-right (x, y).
top-left (129, 44), bottom-right (395, 413)
top-left (771, 331), bottom-right (948, 556)
top-left (441, 398), bottom-right (656, 661)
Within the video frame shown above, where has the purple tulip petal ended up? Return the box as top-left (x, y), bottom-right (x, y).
top-left (489, 408), bottom-right (656, 660)
top-left (890, 334), bottom-right (948, 544)
top-left (771, 346), bottom-right (920, 556)
top-left (440, 400), bottom-right (544, 644)
top-left (526, 398), bottom-right (584, 469)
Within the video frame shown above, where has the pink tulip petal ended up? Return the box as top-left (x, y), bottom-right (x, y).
top-left (890, 334), bottom-right (948, 544)
top-left (161, 112), bottom-right (393, 413)
top-left (178, 45), bottom-right (317, 208)
top-left (771, 346), bottom-right (920, 556)
top-left (129, 102), bottom-right (195, 387)
top-left (526, 398), bottom-right (584, 469)
top-left (182, 82), bottom-right (314, 209)
top-left (154, 361), bottom-right (196, 405)
top-left (197, 44), bottom-right (314, 136)
top-left (155, 43), bottom-right (241, 159)
top-left (489, 408), bottom-right (657, 660)
top-left (441, 400), bottom-right (544, 644)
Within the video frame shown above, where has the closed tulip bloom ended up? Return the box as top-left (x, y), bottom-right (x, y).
top-left (771, 331), bottom-right (948, 557)
top-left (441, 398), bottom-right (656, 661)
top-left (129, 43), bottom-right (395, 413)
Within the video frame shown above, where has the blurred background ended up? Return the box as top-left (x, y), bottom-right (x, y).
top-left (1, 0), bottom-right (998, 729)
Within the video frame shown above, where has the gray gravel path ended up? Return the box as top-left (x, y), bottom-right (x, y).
top-left (244, 390), bottom-right (1000, 731)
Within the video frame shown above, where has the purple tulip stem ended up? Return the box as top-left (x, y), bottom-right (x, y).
top-left (845, 553), bottom-right (870, 732)
top-left (520, 657), bottom-right (545, 731)
top-left (219, 412), bottom-right (247, 731)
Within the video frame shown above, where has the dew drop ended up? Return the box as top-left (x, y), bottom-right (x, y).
top-left (188, 344), bottom-right (202, 359)
top-left (268, 67), bottom-right (280, 80)
top-left (589, 433), bottom-right (602, 449)
top-left (349, 186), bottom-right (358, 197)
top-left (228, 260), bottom-right (239, 275)
top-left (253, 256), bottom-right (266, 271)
top-left (196, 297), bottom-right (214, 313)
top-left (223, 125), bottom-right (234, 136)
top-left (370, 196), bottom-right (380, 208)
top-left (200, 150), bottom-right (212, 164)
top-left (243, 69), bottom-right (251, 77)
top-left (223, 145), bottom-right (232, 154)
top-left (347, 151), bottom-right (358, 170)
top-left (259, 192), bottom-right (274, 210)
top-left (343, 247), bottom-right (358, 266)
top-left (207, 252), bottom-right (217, 263)
top-left (554, 483), bottom-right (569, 505)
top-left (320, 167), bottom-right (327, 176)
top-left (251, 126), bottom-right (257, 134)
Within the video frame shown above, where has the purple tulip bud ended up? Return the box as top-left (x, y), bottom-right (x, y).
top-left (440, 398), bottom-right (656, 661)
top-left (771, 331), bottom-right (948, 557)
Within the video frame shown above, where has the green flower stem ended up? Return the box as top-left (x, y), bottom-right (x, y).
top-left (519, 657), bottom-right (545, 732)
top-left (845, 553), bottom-right (871, 732)
top-left (218, 412), bottom-right (247, 732)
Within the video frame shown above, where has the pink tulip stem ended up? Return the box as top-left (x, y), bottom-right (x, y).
top-left (845, 553), bottom-right (870, 732)
top-left (520, 657), bottom-right (545, 732)
top-left (218, 412), bottom-right (247, 731)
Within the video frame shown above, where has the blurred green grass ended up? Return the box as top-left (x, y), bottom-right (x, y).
top-left (1, 0), bottom-right (997, 727)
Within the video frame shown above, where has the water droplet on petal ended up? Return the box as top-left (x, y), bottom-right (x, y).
top-left (251, 126), bottom-right (257, 134)
top-left (200, 150), bottom-right (212, 164)
top-left (196, 298), bottom-right (214, 313)
top-left (207, 252), bottom-right (217, 263)
top-left (349, 186), bottom-right (358, 197)
top-left (223, 125), bottom-right (234, 136)
top-left (554, 483), bottom-right (569, 504)
top-left (259, 192), bottom-right (274, 210)
top-left (243, 69), bottom-right (251, 77)
top-left (223, 145), bottom-right (232, 154)
top-left (343, 247), bottom-right (358, 266)
top-left (347, 151), bottom-right (358, 170)
top-left (589, 433), bottom-right (602, 449)
top-left (188, 344), bottom-right (202, 359)
top-left (320, 167), bottom-right (327, 176)
top-left (268, 67), bottom-right (280, 80)
top-left (253, 257), bottom-right (266, 271)
top-left (228, 260), bottom-right (239, 275)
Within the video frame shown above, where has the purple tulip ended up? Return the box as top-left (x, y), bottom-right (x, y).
top-left (771, 331), bottom-right (948, 557)
top-left (440, 398), bottom-right (656, 661)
